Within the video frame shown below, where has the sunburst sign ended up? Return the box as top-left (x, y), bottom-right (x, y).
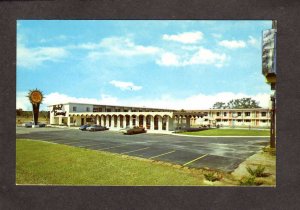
top-left (27, 89), bottom-right (44, 126)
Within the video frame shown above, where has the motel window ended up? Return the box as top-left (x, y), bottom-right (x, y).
top-left (107, 109), bottom-right (111, 112)
top-left (224, 112), bottom-right (227, 116)
top-left (245, 112), bottom-right (250, 116)
top-left (245, 120), bottom-right (251, 122)
top-left (223, 119), bottom-right (228, 122)
top-left (216, 119), bottom-right (221, 122)
top-left (115, 109), bottom-right (120, 112)
top-left (124, 110), bottom-right (128, 112)
top-left (261, 112), bottom-right (267, 117)
top-left (132, 110), bottom-right (136, 112)
top-left (86, 107), bottom-right (90, 112)
top-left (216, 112), bottom-right (220, 116)
top-left (73, 106), bottom-right (77, 112)
top-left (261, 120), bottom-right (267, 123)
top-left (238, 112), bottom-right (242, 116)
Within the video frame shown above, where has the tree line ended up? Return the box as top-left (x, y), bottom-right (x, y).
top-left (16, 109), bottom-right (50, 118)
top-left (212, 98), bottom-right (261, 109)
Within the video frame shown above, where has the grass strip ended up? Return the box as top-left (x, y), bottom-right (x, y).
top-left (16, 139), bottom-right (204, 186)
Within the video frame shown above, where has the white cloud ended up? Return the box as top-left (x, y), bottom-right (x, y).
top-left (17, 44), bottom-right (68, 68)
top-left (218, 40), bottom-right (247, 49)
top-left (43, 92), bottom-right (119, 108)
top-left (184, 47), bottom-right (227, 67)
top-left (83, 37), bottom-right (161, 60)
top-left (156, 47), bottom-right (227, 67)
top-left (16, 92), bottom-right (32, 111)
top-left (99, 37), bottom-right (160, 56)
top-left (109, 80), bottom-right (142, 91)
top-left (156, 52), bottom-right (180, 66)
top-left (162, 32), bottom-right (203, 44)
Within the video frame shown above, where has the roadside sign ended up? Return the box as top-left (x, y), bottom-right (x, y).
top-left (262, 29), bottom-right (277, 76)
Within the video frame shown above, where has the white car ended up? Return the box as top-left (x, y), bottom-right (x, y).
top-left (22, 122), bottom-right (33, 128)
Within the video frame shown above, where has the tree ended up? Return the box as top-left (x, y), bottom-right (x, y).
top-left (16, 109), bottom-right (23, 116)
top-left (212, 102), bottom-right (227, 109)
top-left (226, 98), bottom-right (261, 109)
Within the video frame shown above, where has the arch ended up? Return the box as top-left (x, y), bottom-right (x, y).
top-left (125, 115), bottom-right (130, 127)
top-left (154, 115), bottom-right (163, 130)
top-left (105, 115), bottom-right (112, 127)
top-left (138, 115), bottom-right (144, 128)
top-left (119, 115), bottom-right (124, 128)
top-left (145, 115), bottom-right (153, 130)
top-left (131, 114), bottom-right (137, 126)
top-left (112, 115), bottom-right (118, 127)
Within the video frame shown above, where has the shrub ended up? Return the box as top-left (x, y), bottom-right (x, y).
top-left (239, 177), bottom-right (256, 186)
top-left (239, 177), bottom-right (264, 186)
top-left (204, 172), bottom-right (222, 182)
top-left (246, 165), bottom-right (266, 177)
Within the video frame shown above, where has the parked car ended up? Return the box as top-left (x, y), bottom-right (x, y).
top-left (38, 122), bottom-right (46, 127)
top-left (121, 126), bottom-right (146, 135)
top-left (86, 125), bottom-right (108, 132)
top-left (79, 124), bottom-right (91, 131)
top-left (22, 122), bottom-right (33, 128)
top-left (22, 122), bottom-right (46, 128)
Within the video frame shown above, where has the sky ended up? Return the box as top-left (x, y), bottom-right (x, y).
top-left (17, 20), bottom-right (272, 111)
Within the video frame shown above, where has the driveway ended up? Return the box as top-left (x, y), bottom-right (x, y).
top-left (16, 127), bottom-right (269, 172)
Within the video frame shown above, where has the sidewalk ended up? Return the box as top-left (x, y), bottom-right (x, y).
top-left (231, 146), bottom-right (276, 186)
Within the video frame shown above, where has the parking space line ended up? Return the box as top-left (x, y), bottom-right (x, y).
top-left (149, 150), bottom-right (176, 159)
top-left (183, 154), bottom-right (208, 166)
top-left (120, 147), bottom-right (150, 154)
top-left (78, 143), bottom-right (105, 148)
top-left (99, 144), bottom-right (128, 150)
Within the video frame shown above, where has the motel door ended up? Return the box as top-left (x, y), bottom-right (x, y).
top-left (81, 118), bottom-right (84, 125)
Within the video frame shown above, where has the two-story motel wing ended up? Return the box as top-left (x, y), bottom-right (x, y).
top-left (48, 102), bottom-right (270, 133)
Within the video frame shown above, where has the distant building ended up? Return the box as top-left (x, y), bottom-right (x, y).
top-left (48, 103), bottom-right (270, 133)
top-left (190, 108), bottom-right (271, 128)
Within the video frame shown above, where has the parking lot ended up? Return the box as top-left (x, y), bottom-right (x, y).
top-left (16, 127), bottom-right (269, 172)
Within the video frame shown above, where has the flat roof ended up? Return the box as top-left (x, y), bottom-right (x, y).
top-left (47, 102), bottom-right (176, 111)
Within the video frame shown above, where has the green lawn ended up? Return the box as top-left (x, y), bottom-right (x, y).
top-left (181, 129), bottom-right (270, 136)
top-left (16, 139), bottom-right (204, 186)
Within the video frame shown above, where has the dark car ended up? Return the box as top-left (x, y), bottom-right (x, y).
top-left (121, 126), bottom-right (146, 135)
top-left (79, 124), bottom-right (91, 131)
top-left (38, 122), bottom-right (46, 127)
top-left (86, 125), bottom-right (108, 132)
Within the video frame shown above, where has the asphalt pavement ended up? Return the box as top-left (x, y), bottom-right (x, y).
top-left (16, 127), bottom-right (269, 172)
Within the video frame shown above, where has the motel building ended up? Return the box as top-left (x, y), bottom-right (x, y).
top-left (48, 102), bottom-right (271, 133)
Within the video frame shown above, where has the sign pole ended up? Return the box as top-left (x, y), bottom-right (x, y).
top-left (270, 94), bottom-right (276, 148)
